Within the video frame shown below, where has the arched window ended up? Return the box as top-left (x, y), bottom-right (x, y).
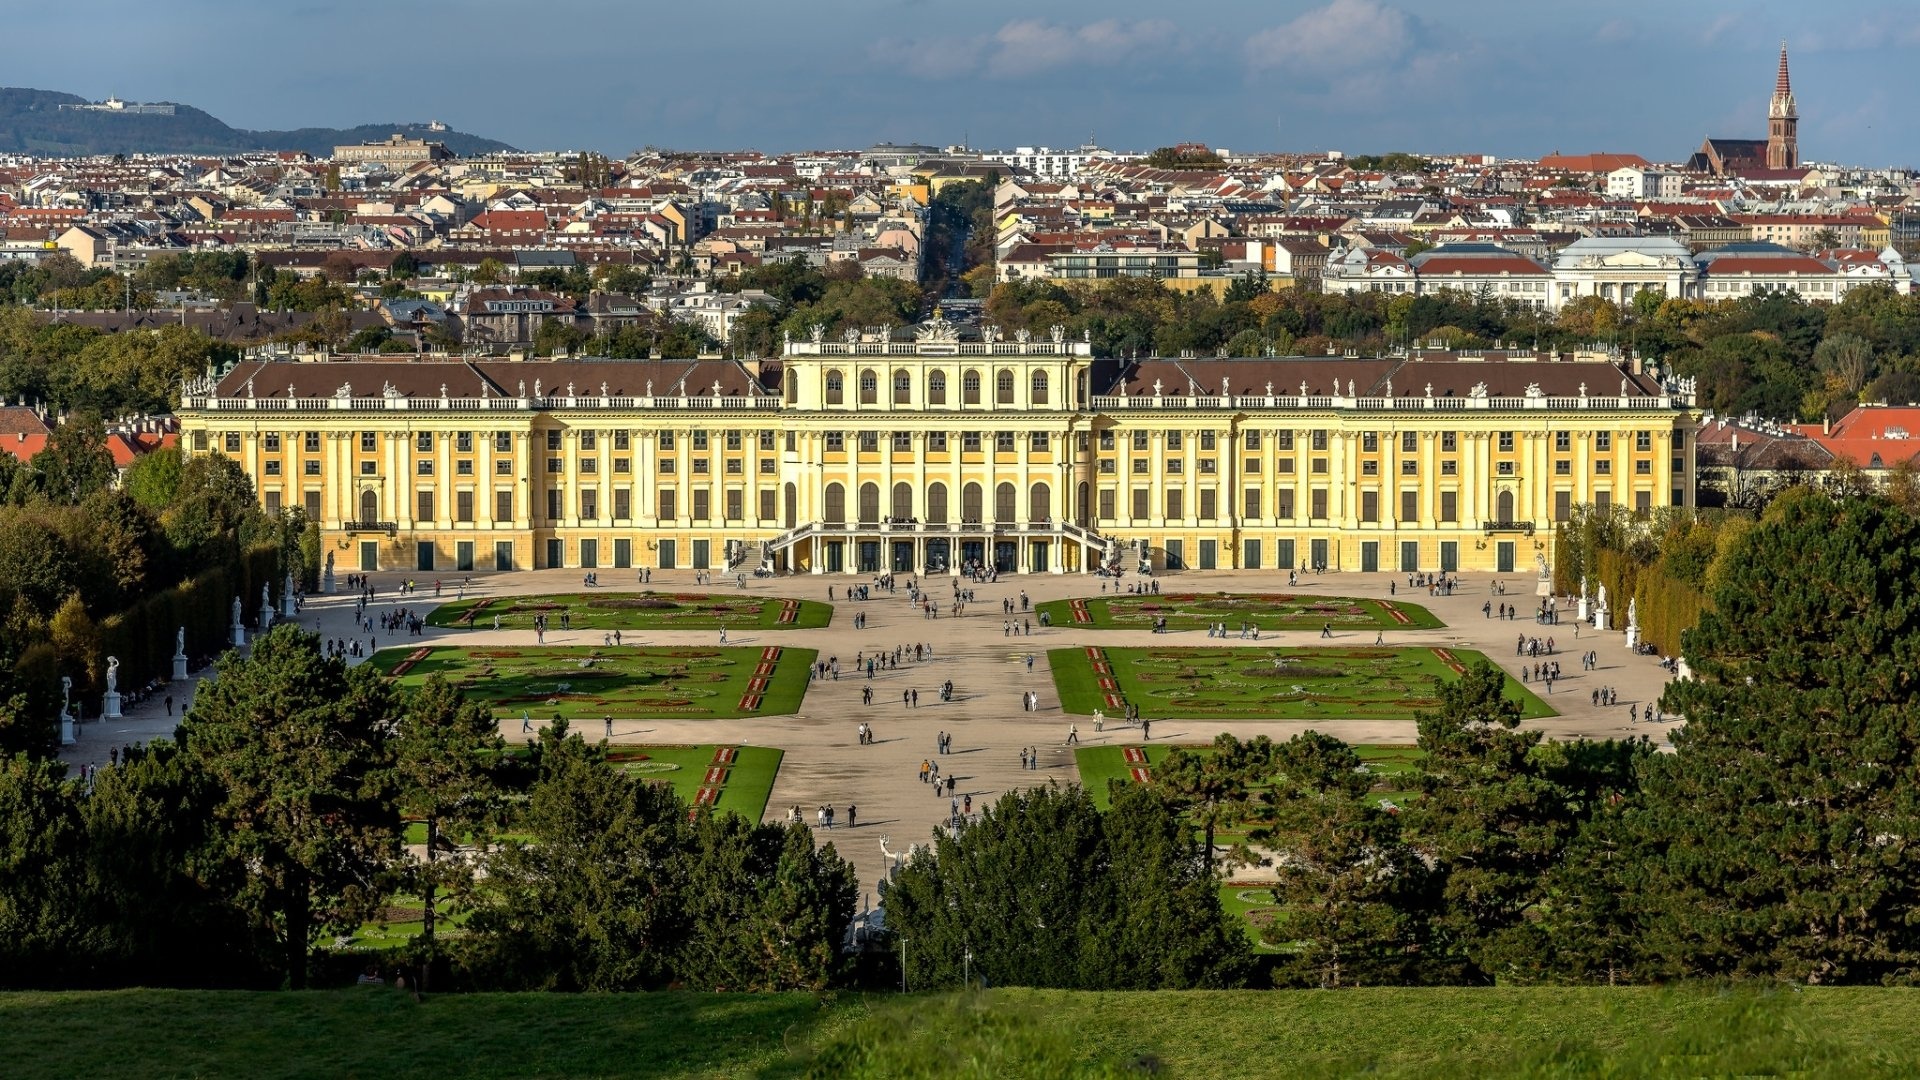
top-left (1497, 489), bottom-right (1515, 524)
top-left (1029, 483), bottom-right (1051, 524)
top-left (859, 482), bottom-right (880, 524)
top-left (359, 489), bottom-right (379, 523)
top-left (927, 482), bottom-right (949, 524)
top-left (995, 369), bottom-right (1015, 404)
top-left (1076, 371), bottom-right (1089, 407)
top-left (891, 482), bottom-right (913, 520)
top-left (785, 375), bottom-right (797, 404)
top-left (823, 483), bottom-right (845, 525)
top-left (893, 369), bottom-right (911, 405)
top-left (859, 369), bottom-right (878, 405)
top-left (995, 482), bottom-right (1016, 524)
top-left (1031, 370), bottom-right (1049, 405)
top-left (962, 482), bottom-right (983, 524)
top-left (962, 370), bottom-right (982, 405)
top-left (1076, 481), bottom-right (1090, 526)
top-left (783, 483), bottom-right (798, 528)
top-left (928, 370), bottom-right (947, 405)
top-left (825, 370), bottom-right (844, 405)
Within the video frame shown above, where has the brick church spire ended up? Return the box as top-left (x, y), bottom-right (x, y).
top-left (1767, 42), bottom-right (1799, 170)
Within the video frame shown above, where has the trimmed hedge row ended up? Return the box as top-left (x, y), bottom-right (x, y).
top-left (97, 543), bottom-right (281, 690)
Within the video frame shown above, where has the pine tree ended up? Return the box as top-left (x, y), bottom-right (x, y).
top-left (393, 675), bottom-right (503, 981)
top-left (466, 722), bottom-right (689, 990)
top-left (178, 625), bottom-right (400, 989)
top-left (1150, 732), bottom-right (1277, 872)
top-left (0, 753), bottom-right (87, 986)
top-left (1406, 660), bottom-right (1579, 982)
top-left (1266, 732), bottom-right (1437, 988)
top-left (1630, 488), bottom-right (1920, 983)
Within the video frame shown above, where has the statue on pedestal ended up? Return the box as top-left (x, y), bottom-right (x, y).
top-left (176, 627), bottom-right (186, 658)
top-left (103, 657), bottom-right (122, 719)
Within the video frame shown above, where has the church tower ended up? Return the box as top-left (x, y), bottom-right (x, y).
top-left (1767, 42), bottom-right (1798, 170)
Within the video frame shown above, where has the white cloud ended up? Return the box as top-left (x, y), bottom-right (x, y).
top-left (1244, 0), bottom-right (1413, 74)
top-left (983, 18), bottom-right (1177, 78)
top-left (1595, 19), bottom-right (1636, 46)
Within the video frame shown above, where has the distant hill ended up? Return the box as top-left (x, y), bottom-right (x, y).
top-left (0, 88), bottom-right (516, 157)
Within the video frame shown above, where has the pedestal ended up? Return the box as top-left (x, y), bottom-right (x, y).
top-left (173, 652), bottom-right (189, 681)
top-left (59, 711), bottom-right (75, 747)
top-left (282, 595), bottom-right (296, 619)
top-left (1536, 576), bottom-right (1552, 598)
top-left (1596, 608), bottom-right (1610, 633)
top-left (232, 624), bottom-right (247, 648)
top-left (324, 569), bottom-right (336, 594)
top-left (1676, 658), bottom-right (1693, 680)
top-left (1577, 598), bottom-right (1589, 623)
top-left (260, 605), bottom-right (275, 633)
top-left (1625, 626), bottom-right (1639, 653)
top-left (103, 691), bottom-right (122, 720)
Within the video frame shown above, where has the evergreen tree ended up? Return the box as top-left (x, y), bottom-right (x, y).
top-left (1267, 732), bottom-right (1437, 987)
top-left (679, 813), bottom-right (856, 991)
top-left (1150, 732), bottom-right (1276, 871)
top-left (0, 753), bottom-right (87, 986)
top-left (179, 626), bottom-right (399, 988)
top-left (465, 722), bottom-right (689, 990)
top-left (1094, 783), bottom-right (1252, 988)
top-left (393, 675), bottom-right (503, 978)
top-left (1630, 488), bottom-right (1920, 983)
top-left (1406, 660), bottom-right (1578, 981)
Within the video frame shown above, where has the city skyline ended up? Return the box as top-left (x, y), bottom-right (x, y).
top-left (7, 0), bottom-right (1919, 165)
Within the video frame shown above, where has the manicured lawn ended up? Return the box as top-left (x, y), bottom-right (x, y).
top-left (1036, 590), bottom-right (1443, 632)
top-left (426, 590), bottom-right (831, 630)
top-left (4, 987), bottom-right (1918, 1078)
top-left (604, 743), bottom-right (783, 821)
top-left (1051, 645), bottom-right (1552, 721)
top-left (368, 645), bottom-right (815, 720)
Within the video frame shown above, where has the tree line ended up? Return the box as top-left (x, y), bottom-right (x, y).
top-left (0, 443), bottom-right (308, 756)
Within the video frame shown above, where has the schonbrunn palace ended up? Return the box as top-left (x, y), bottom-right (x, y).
top-left (176, 321), bottom-right (1699, 578)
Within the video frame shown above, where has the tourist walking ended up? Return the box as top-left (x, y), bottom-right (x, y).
top-left (1066, 724), bottom-right (1079, 745)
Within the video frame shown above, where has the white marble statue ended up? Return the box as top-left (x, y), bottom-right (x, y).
top-left (231, 596), bottom-right (243, 626)
top-left (61, 675), bottom-right (72, 706)
top-left (176, 627), bottom-right (186, 656)
top-left (105, 657), bottom-right (118, 694)
top-left (1627, 597), bottom-right (1638, 628)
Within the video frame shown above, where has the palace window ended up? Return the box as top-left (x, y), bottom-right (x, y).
top-left (929, 432), bottom-right (948, 451)
top-left (929, 371), bottom-right (948, 404)
top-left (1555, 431), bottom-right (1571, 452)
top-left (860, 370), bottom-right (878, 404)
top-left (825, 432), bottom-right (844, 451)
top-left (495, 432), bottom-right (511, 452)
top-left (894, 370), bottom-right (911, 404)
top-left (496, 460), bottom-right (512, 475)
top-left (1030, 432), bottom-right (1049, 452)
top-left (264, 433), bottom-right (281, 451)
top-left (1401, 431), bottom-right (1417, 453)
top-left (1596, 432), bottom-right (1612, 451)
top-left (1636, 431), bottom-right (1653, 451)
top-left (996, 369), bottom-right (1014, 404)
top-left (693, 430), bottom-right (708, 450)
top-left (726, 430), bottom-right (742, 450)
top-left (580, 431), bottom-right (596, 451)
top-left (963, 370), bottom-right (981, 404)
top-left (1132, 431), bottom-right (1148, 451)
top-left (1244, 430), bottom-right (1261, 450)
top-left (1031, 371), bottom-right (1049, 404)
top-left (826, 372), bottom-right (845, 404)
top-left (1200, 431), bottom-right (1216, 450)
top-left (547, 430), bottom-right (561, 450)
top-left (1440, 461), bottom-right (1457, 476)
top-left (759, 431), bottom-right (775, 450)
top-left (417, 432), bottom-right (433, 452)
top-left (1311, 430), bottom-right (1328, 451)
top-left (615, 430), bottom-right (631, 450)
top-left (305, 432), bottom-right (321, 452)
top-left (1167, 431), bottom-right (1183, 450)
top-left (1362, 432), bottom-right (1378, 452)
top-left (859, 432), bottom-right (879, 452)
top-left (1441, 432), bottom-right (1456, 452)
top-left (1498, 432), bottom-right (1514, 452)
top-left (456, 432), bottom-right (472, 452)
top-left (1277, 431), bottom-right (1294, 451)
top-left (963, 431), bottom-right (982, 452)
top-left (362, 432), bottom-right (377, 451)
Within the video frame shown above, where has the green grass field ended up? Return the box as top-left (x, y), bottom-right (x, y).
top-left (3, 987), bottom-right (1916, 1078)
top-left (604, 743), bottom-right (783, 820)
top-left (1051, 645), bottom-right (1552, 721)
top-left (426, 591), bottom-right (832, 631)
top-left (1036, 591), bottom-right (1443, 632)
top-left (369, 645), bottom-right (815, 720)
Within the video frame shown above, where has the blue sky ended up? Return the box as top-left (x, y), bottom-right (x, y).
top-left (15, 0), bottom-right (1919, 164)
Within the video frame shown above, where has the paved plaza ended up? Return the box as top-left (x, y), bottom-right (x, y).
top-left (63, 567), bottom-right (1680, 895)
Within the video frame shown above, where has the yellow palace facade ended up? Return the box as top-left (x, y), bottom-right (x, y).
top-left (177, 326), bottom-right (1699, 578)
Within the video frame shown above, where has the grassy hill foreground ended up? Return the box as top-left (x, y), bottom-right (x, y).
top-left (2, 985), bottom-right (1917, 1078)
